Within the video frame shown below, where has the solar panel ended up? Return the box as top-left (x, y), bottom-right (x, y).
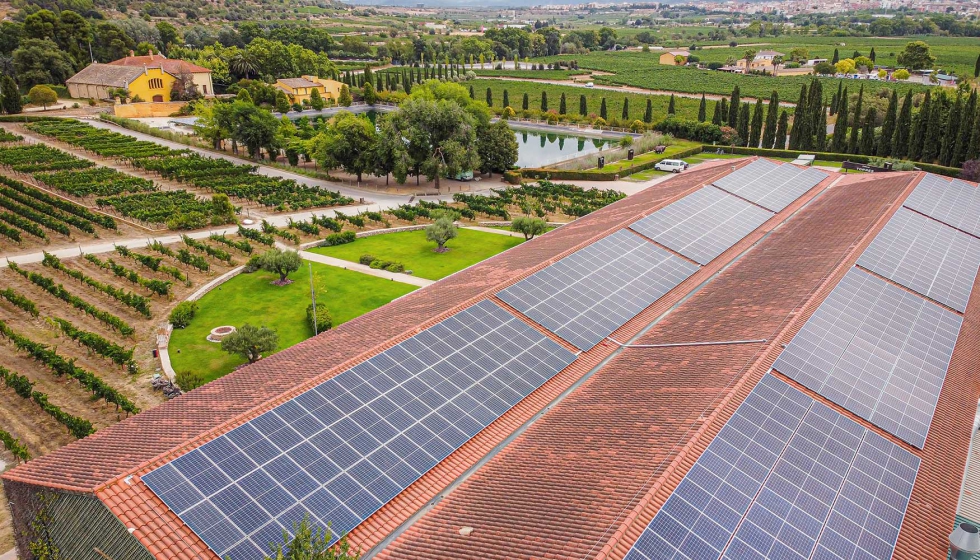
top-left (629, 186), bottom-right (774, 265)
top-left (623, 374), bottom-right (919, 560)
top-left (857, 207), bottom-right (980, 312)
top-left (712, 160), bottom-right (828, 212)
top-left (141, 300), bottom-right (577, 560)
top-left (773, 267), bottom-right (962, 448)
top-left (903, 173), bottom-right (980, 237)
top-left (496, 229), bottom-right (699, 351)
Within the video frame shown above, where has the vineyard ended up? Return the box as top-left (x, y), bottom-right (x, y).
top-left (538, 51), bottom-right (931, 102)
top-left (22, 120), bottom-right (355, 215)
top-left (0, 238), bottom-right (237, 468)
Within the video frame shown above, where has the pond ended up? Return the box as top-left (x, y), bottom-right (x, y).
top-left (514, 129), bottom-right (614, 168)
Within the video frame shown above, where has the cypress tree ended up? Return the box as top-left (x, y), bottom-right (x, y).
top-left (762, 91), bottom-right (779, 149)
top-left (559, 92), bottom-right (566, 115)
top-left (816, 104), bottom-right (828, 152)
top-left (522, 92), bottom-right (529, 111)
top-left (737, 102), bottom-right (750, 147)
top-left (975, 54), bottom-right (980, 78)
top-left (580, 94), bottom-right (587, 116)
top-left (831, 89), bottom-right (849, 154)
top-left (469, 85), bottom-right (474, 99)
top-left (954, 91), bottom-right (978, 166)
top-left (832, 48), bottom-right (839, 64)
top-left (712, 100), bottom-right (723, 125)
top-left (789, 84), bottom-right (808, 150)
top-left (966, 105), bottom-right (980, 163)
top-left (503, 90), bottom-right (510, 108)
top-left (804, 80), bottom-right (823, 150)
top-left (869, 47), bottom-right (876, 63)
top-left (877, 90), bottom-right (899, 157)
top-left (541, 91), bottom-right (548, 112)
top-left (0, 75), bottom-right (22, 115)
top-left (645, 98), bottom-right (653, 123)
top-left (940, 93), bottom-right (963, 167)
top-left (892, 91), bottom-right (913, 160)
top-left (698, 94), bottom-right (706, 122)
top-left (922, 93), bottom-right (946, 163)
top-left (667, 94), bottom-right (676, 115)
top-left (908, 91), bottom-right (931, 162)
top-left (831, 81), bottom-right (843, 115)
top-left (860, 107), bottom-right (877, 156)
top-left (848, 85), bottom-right (864, 154)
top-left (600, 98), bottom-right (607, 121)
top-left (717, 98), bottom-right (728, 125)
top-left (728, 85), bottom-right (740, 126)
top-left (622, 97), bottom-right (630, 120)
top-left (774, 110), bottom-right (789, 149)
top-left (749, 98), bottom-right (764, 148)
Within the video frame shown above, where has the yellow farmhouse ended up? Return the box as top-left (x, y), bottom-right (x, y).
top-left (66, 51), bottom-right (213, 102)
top-left (659, 50), bottom-right (690, 65)
top-left (274, 76), bottom-right (345, 105)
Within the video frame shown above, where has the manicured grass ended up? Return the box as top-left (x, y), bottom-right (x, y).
top-left (169, 263), bottom-right (416, 381)
top-left (310, 229), bottom-right (524, 280)
top-left (593, 140), bottom-right (701, 173)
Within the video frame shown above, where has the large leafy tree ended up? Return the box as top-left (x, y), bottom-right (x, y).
top-left (477, 119), bottom-right (518, 175)
top-left (92, 22), bottom-right (135, 63)
top-left (312, 111), bottom-right (378, 182)
top-left (258, 249), bottom-right (302, 284)
top-left (12, 38), bottom-right (75, 88)
top-left (896, 41), bottom-right (935, 70)
top-left (386, 97), bottom-right (480, 190)
top-left (230, 100), bottom-right (281, 158)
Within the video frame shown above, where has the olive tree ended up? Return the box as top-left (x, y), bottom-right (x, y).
top-left (259, 248), bottom-right (303, 285)
top-left (221, 324), bottom-right (279, 364)
top-left (425, 215), bottom-right (458, 252)
top-left (511, 216), bottom-right (547, 241)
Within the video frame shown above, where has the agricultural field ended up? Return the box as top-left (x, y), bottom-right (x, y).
top-left (476, 78), bottom-right (720, 122)
top-left (537, 51), bottom-right (932, 102)
top-left (19, 120), bottom-right (354, 223)
top-left (0, 237), bottom-right (239, 473)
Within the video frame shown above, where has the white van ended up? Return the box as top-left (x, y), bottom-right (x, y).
top-left (654, 159), bottom-right (689, 173)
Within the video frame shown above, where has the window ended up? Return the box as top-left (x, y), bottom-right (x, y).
top-left (148, 78), bottom-right (163, 89)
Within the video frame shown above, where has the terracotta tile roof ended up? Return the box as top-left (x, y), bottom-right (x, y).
top-left (107, 54), bottom-right (212, 75)
top-left (377, 172), bottom-right (921, 560)
top-left (7, 164), bottom-right (974, 560)
top-left (277, 77), bottom-right (323, 89)
top-left (65, 63), bottom-right (146, 88)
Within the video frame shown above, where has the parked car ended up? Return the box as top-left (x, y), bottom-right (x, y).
top-left (654, 159), bottom-right (689, 173)
top-left (586, 82), bottom-right (595, 88)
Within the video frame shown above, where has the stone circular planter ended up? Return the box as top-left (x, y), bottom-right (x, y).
top-left (207, 325), bottom-right (236, 343)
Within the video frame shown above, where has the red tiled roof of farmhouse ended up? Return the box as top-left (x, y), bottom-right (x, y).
top-left (108, 51), bottom-right (212, 74)
top-left (4, 161), bottom-right (978, 560)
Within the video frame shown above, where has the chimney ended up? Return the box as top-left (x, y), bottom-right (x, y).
top-left (129, 50), bottom-right (135, 57)
top-left (148, 47), bottom-right (153, 60)
top-left (950, 522), bottom-right (980, 560)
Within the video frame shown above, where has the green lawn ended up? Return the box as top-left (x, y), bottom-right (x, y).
top-left (310, 229), bottom-right (524, 280)
top-left (169, 263), bottom-right (416, 381)
top-left (595, 140), bottom-right (701, 173)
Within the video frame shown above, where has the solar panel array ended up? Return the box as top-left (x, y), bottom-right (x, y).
top-left (142, 300), bottom-right (577, 560)
top-left (624, 374), bottom-right (919, 560)
top-left (857, 207), bottom-right (980, 312)
top-left (903, 173), bottom-right (980, 237)
top-left (629, 186), bottom-right (774, 265)
top-left (497, 229), bottom-right (699, 350)
top-left (712, 159), bottom-right (829, 212)
top-left (773, 268), bottom-right (962, 448)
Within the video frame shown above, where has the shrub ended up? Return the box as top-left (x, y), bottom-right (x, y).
top-left (320, 231), bottom-right (356, 247)
top-left (175, 370), bottom-right (205, 392)
top-left (169, 301), bottom-right (198, 329)
top-left (384, 262), bottom-right (405, 273)
top-left (244, 255), bottom-right (262, 273)
top-left (962, 160), bottom-right (980, 182)
top-left (306, 302), bottom-right (332, 334)
top-left (503, 170), bottom-right (522, 185)
top-left (369, 259), bottom-right (384, 269)
top-left (654, 117), bottom-right (723, 143)
top-left (359, 254), bottom-right (376, 265)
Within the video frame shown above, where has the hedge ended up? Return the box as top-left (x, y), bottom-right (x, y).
top-left (715, 146), bottom-right (962, 178)
top-left (521, 145), bottom-right (704, 181)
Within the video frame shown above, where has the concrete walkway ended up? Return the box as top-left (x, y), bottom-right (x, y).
top-left (298, 250), bottom-right (434, 288)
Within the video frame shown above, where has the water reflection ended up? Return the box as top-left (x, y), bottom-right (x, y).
top-left (515, 130), bottom-right (613, 168)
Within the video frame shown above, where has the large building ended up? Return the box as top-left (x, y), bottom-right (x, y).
top-left (274, 76), bottom-right (346, 105)
top-left (4, 158), bottom-right (980, 560)
top-left (66, 51), bottom-right (214, 102)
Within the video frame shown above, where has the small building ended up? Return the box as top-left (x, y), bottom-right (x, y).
top-left (737, 50), bottom-right (784, 72)
top-left (66, 51), bottom-right (213, 102)
top-left (806, 58), bottom-right (828, 67)
top-left (274, 76), bottom-right (345, 105)
top-left (659, 50), bottom-right (690, 65)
